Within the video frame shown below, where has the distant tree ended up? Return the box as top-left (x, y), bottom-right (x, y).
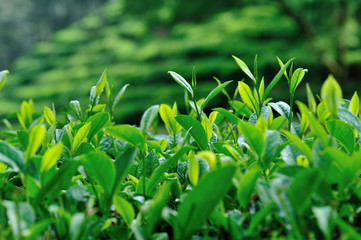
top-left (275, 0), bottom-right (361, 81)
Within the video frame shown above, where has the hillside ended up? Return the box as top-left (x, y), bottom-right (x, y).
top-left (2, 0), bottom-right (360, 123)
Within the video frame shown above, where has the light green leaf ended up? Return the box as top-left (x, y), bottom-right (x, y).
top-left (175, 115), bottom-right (208, 150)
top-left (0, 70), bottom-right (9, 91)
top-left (349, 91), bottom-right (359, 116)
top-left (232, 55), bottom-right (256, 84)
top-left (43, 106), bottom-right (56, 125)
top-left (159, 104), bottom-right (181, 135)
top-left (321, 75), bottom-right (342, 117)
top-left (168, 71), bottom-right (193, 97)
top-left (69, 100), bottom-right (83, 120)
top-left (238, 81), bottom-right (257, 112)
top-left (306, 83), bottom-right (317, 113)
top-left (41, 143), bottom-right (63, 172)
top-left (25, 124), bottom-right (46, 161)
top-left (140, 105), bottom-right (159, 135)
top-left (112, 84), bottom-right (129, 112)
top-left (188, 151), bottom-right (199, 185)
top-left (72, 122), bottom-right (91, 152)
top-left (95, 69), bottom-right (107, 97)
top-left (290, 68), bottom-right (307, 94)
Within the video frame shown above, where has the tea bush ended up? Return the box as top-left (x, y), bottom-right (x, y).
top-left (0, 56), bottom-right (361, 239)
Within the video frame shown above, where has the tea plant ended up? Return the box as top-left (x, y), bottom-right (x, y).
top-left (0, 56), bottom-right (361, 240)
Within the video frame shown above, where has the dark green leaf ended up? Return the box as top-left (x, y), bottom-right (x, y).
top-left (338, 108), bottom-right (361, 134)
top-left (325, 119), bottom-right (355, 153)
top-left (237, 168), bottom-right (259, 210)
top-left (0, 141), bottom-right (25, 172)
top-left (86, 112), bottom-right (110, 141)
top-left (201, 80), bottom-right (232, 111)
top-left (35, 160), bottom-right (79, 203)
top-left (3, 201), bottom-right (35, 239)
top-left (147, 146), bottom-right (193, 195)
top-left (264, 58), bottom-right (294, 100)
top-left (105, 125), bottom-right (145, 150)
top-left (175, 165), bottom-right (236, 240)
top-left (175, 115), bottom-right (208, 150)
top-left (82, 152), bottom-right (115, 196)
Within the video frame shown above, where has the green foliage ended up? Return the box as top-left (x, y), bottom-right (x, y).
top-left (1, 56), bottom-right (361, 239)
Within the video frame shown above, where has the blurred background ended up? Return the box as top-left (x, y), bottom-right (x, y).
top-left (1, 0), bottom-right (360, 124)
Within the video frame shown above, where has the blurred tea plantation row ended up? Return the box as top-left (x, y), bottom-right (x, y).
top-left (1, 0), bottom-right (361, 123)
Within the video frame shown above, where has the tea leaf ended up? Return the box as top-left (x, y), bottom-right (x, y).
top-left (82, 152), bottom-right (116, 196)
top-left (0, 141), bottom-right (25, 172)
top-left (168, 71), bottom-right (193, 97)
top-left (290, 68), bottom-right (307, 94)
top-left (188, 151), bottom-right (199, 185)
top-left (0, 70), bottom-right (9, 91)
top-left (105, 125), bottom-right (145, 150)
top-left (86, 112), bottom-right (110, 141)
top-left (201, 80), bottom-right (232, 111)
top-left (175, 165), bottom-right (236, 240)
top-left (140, 105), bottom-right (159, 135)
top-left (306, 83), bottom-right (317, 113)
top-left (238, 120), bottom-right (265, 158)
top-left (159, 104), bottom-right (181, 135)
top-left (41, 143), bottom-right (63, 172)
top-left (25, 124), bottom-right (46, 161)
top-left (113, 195), bottom-right (135, 226)
top-left (264, 58), bottom-right (294, 100)
top-left (282, 130), bottom-right (313, 163)
top-left (175, 115), bottom-right (208, 150)
top-left (349, 91), bottom-right (359, 116)
top-left (95, 69), bottom-right (107, 97)
top-left (147, 146), bottom-right (193, 195)
top-left (232, 55), bottom-right (256, 84)
top-left (325, 119), bottom-right (354, 153)
top-left (237, 168), bottom-right (259, 210)
top-left (70, 100), bottom-right (83, 120)
top-left (238, 81), bottom-right (257, 112)
top-left (321, 75), bottom-right (342, 117)
top-left (72, 122), bottom-right (91, 152)
top-left (112, 84), bottom-right (129, 112)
